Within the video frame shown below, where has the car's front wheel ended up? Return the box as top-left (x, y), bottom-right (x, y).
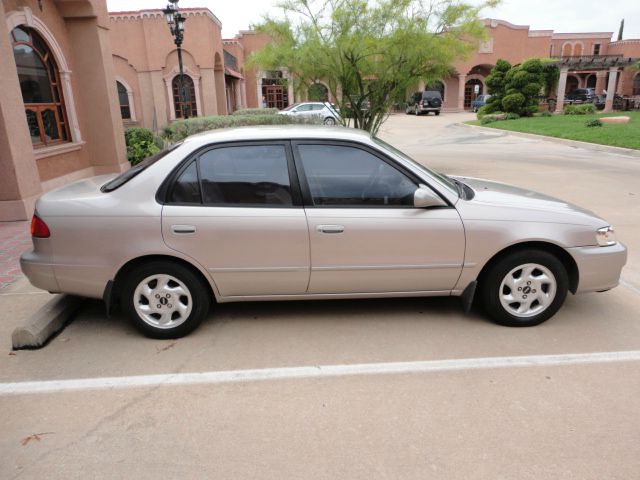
top-left (479, 250), bottom-right (569, 327)
top-left (120, 261), bottom-right (211, 338)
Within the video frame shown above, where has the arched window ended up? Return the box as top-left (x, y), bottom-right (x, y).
top-left (117, 81), bottom-right (131, 119)
top-left (308, 83), bottom-right (329, 102)
top-left (11, 26), bottom-right (70, 147)
top-left (172, 75), bottom-right (197, 118)
top-left (634, 74), bottom-right (640, 96)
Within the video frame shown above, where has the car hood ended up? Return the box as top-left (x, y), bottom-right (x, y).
top-left (454, 176), bottom-right (606, 226)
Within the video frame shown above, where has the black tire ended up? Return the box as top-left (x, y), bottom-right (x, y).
top-left (435, 111), bottom-right (441, 116)
top-left (478, 249), bottom-right (568, 327)
top-left (323, 117), bottom-right (336, 125)
top-left (120, 261), bottom-right (211, 339)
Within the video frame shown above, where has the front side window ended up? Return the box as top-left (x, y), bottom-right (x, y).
top-left (198, 145), bottom-right (292, 206)
top-left (172, 75), bottom-right (197, 118)
top-left (11, 26), bottom-right (70, 147)
top-left (117, 81), bottom-right (131, 119)
top-left (297, 144), bottom-right (416, 206)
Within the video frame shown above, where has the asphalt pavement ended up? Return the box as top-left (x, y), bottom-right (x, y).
top-left (1, 112), bottom-right (639, 479)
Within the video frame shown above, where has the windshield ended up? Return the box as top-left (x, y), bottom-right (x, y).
top-left (371, 137), bottom-right (458, 195)
top-left (281, 103), bottom-right (300, 112)
top-left (101, 143), bottom-right (181, 192)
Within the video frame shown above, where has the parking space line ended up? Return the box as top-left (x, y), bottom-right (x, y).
top-left (2, 350), bottom-right (640, 396)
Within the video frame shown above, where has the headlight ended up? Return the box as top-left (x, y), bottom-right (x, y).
top-left (596, 226), bottom-right (616, 246)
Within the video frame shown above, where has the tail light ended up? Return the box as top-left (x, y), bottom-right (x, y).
top-left (31, 214), bottom-right (50, 238)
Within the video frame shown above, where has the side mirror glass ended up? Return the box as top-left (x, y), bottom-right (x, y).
top-left (414, 185), bottom-right (447, 208)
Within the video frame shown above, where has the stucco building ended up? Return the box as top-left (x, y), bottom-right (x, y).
top-left (1, 0), bottom-right (127, 222)
top-left (2, 3), bottom-right (640, 222)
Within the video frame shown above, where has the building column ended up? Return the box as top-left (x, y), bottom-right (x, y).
top-left (604, 68), bottom-right (619, 112)
top-left (0, 0), bottom-right (41, 220)
top-left (555, 67), bottom-right (569, 113)
top-left (595, 71), bottom-right (607, 96)
top-left (64, 16), bottom-right (127, 174)
top-left (457, 74), bottom-right (467, 111)
top-left (240, 79), bottom-right (247, 108)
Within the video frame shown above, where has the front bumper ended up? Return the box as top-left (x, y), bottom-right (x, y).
top-left (568, 242), bottom-right (627, 293)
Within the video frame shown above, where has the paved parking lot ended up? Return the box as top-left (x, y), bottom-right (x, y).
top-left (1, 112), bottom-right (639, 479)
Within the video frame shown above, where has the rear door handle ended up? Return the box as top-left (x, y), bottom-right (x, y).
top-left (317, 224), bottom-right (345, 234)
top-left (171, 224), bottom-right (196, 235)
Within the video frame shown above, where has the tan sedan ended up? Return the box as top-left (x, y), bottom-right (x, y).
top-left (21, 126), bottom-right (627, 338)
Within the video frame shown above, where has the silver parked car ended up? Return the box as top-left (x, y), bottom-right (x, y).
top-left (22, 126), bottom-right (626, 338)
top-left (278, 101), bottom-right (341, 125)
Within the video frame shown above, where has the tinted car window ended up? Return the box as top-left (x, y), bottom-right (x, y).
top-left (169, 161), bottom-right (201, 204)
top-left (198, 145), bottom-right (292, 206)
top-left (422, 91), bottom-right (442, 100)
top-left (298, 144), bottom-right (416, 206)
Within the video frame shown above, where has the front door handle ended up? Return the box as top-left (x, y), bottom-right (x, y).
top-left (171, 224), bottom-right (196, 235)
top-left (317, 224), bottom-right (345, 234)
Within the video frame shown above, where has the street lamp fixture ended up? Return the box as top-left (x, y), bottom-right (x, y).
top-left (162, 0), bottom-right (189, 119)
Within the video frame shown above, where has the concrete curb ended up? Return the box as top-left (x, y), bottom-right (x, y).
top-left (459, 122), bottom-right (640, 158)
top-left (12, 295), bottom-right (84, 350)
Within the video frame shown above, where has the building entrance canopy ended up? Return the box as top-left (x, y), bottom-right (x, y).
top-left (551, 55), bottom-right (639, 71)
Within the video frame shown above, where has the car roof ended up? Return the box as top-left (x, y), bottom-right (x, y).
top-left (184, 125), bottom-right (372, 146)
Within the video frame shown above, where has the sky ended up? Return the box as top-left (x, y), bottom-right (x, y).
top-left (106, 0), bottom-right (640, 40)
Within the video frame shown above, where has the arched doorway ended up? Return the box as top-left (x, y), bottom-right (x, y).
top-left (464, 79), bottom-right (483, 109)
top-left (172, 75), bottom-right (197, 118)
top-left (308, 83), bottom-right (328, 102)
top-left (633, 74), bottom-right (640, 95)
top-left (586, 74), bottom-right (596, 89)
top-left (566, 75), bottom-right (579, 93)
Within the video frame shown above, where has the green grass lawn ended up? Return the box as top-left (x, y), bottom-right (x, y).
top-left (468, 111), bottom-right (640, 150)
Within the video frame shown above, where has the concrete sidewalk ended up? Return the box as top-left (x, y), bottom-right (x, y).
top-left (0, 221), bottom-right (31, 291)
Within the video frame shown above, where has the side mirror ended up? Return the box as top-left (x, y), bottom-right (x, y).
top-left (414, 185), bottom-right (447, 208)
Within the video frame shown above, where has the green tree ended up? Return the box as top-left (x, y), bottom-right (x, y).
top-left (484, 58), bottom-right (559, 116)
top-left (484, 59), bottom-right (511, 113)
top-left (249, 0), bottom-right (498, 134)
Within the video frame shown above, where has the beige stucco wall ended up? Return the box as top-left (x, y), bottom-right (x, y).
top-left (109, 9), bottom-right (226, 129)
top-left (1, 0), bottom-right (126, 221)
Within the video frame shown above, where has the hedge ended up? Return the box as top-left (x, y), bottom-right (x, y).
top-left (231, 108), bottom-right (279, 116)
top-left (163, 113), bottom-right (323, 142)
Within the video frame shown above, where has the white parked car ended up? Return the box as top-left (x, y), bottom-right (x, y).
top-left (278, 102), bottom-right (341, 125)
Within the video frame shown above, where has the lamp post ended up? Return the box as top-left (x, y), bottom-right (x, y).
top-left (163, 0), bottom-right (189, 119)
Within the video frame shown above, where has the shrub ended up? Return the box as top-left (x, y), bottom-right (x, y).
top-left (124, 127), bottom-right (160, 165)
top-left (564, 104), bottom-right (596, 115)
top-left (476, 105), bottom-right (490, 119)
top-left (163, 113), bottom-right (323, 142)
top-left (504, 112), bottom-right (520, 120)
top-left (231, 108), bottom-right (278, 116)
top-left (585, 119), bottom-right (603, 128)
top-left (501, 92), bottom-right (526, 114)
top-left (541, 111), bottom-right (553, 117)
top-left (481, 116), bottom-right (497, 125)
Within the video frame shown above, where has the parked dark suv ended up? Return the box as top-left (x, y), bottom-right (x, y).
top-left (565, 88), bottom-right (595, 103)
top-left (406, 90), bottom-right (442, 116)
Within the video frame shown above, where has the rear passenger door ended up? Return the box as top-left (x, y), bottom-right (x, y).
top-left (161, 142), bottom-right (310, 297)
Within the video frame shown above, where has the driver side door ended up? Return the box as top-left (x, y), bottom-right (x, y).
top-left (292, 141), bottom-right (465, 295)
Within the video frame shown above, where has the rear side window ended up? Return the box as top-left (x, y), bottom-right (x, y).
top-left (198, 145), bottom-right (292, 206)
top-left (170, 161), bottom-right (201, 204)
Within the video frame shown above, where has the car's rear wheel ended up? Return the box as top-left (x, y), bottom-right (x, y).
top-left (435, 111), bottom-right (441, 116)
top-left (479, 250), bottom-right (568, 327)
top-left (121, 261), bottom-right (211, 338)
top-left (323, 117), bottom-right (336, 125)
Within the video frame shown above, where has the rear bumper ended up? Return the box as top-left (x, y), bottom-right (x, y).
top-left (419, 106), bottom-right (441, 112)
top-left (568, 242), bottom-right (627, 293)
top-left (20, 250), bottom-right (110, 299)
top-left (20, 250), bottom-right (60, 293)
